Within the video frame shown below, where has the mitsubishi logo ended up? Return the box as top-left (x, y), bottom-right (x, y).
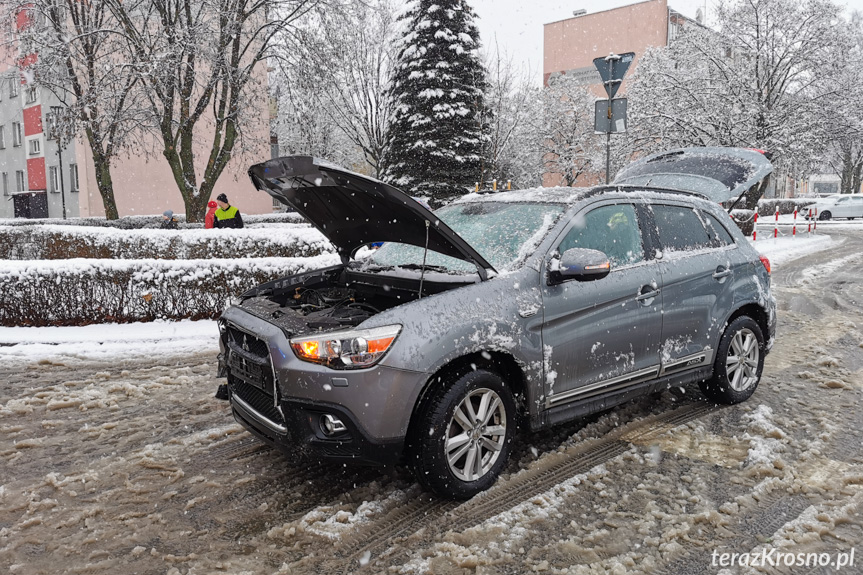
top-left (242, 334), bottom-right (250, 352)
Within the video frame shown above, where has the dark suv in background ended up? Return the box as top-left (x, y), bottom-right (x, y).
top-left (216, 148), bottom-right (776, 499)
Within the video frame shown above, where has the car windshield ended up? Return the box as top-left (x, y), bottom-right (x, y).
top-left (362, 202), bottom-right (565, 273)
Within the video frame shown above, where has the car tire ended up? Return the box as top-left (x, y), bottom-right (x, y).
top-left (700, 316), bottom-right (765, 404)
top-left (410, 369), bottom-right (516, 499)
top-left (819, 211), bottom-right (832, 220)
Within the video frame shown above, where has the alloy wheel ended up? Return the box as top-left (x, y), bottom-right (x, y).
top-left (445, 388), bottom-right (507, 482)
top-left (725, 327), bottom-right (760, 391)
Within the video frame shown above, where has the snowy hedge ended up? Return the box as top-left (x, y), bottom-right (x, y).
top-left (0, 211), bottom-right (305, 229)
top-left (730, 209), bottom-right (756, 236)
top-left (0, 224), bottom-right (333, 260)
top-left (757, 198), bottom-right (818, 216)
top-left (0, 254), bottom-right (341, 326)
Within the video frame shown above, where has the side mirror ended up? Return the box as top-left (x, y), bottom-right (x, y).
top-left (549, 248), bottom-right (611, 285)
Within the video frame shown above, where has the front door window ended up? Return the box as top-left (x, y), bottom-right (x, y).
top-left (558, 203), bottom-right (644, 267)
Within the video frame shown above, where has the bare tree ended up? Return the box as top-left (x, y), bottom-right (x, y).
top-left (540, 74), bottom-right (602, 186)
top-left (270, 54), bottom-right (362, 167)
top-left (822, 12), bottom-right (863, 194)
top-left (106, 0), bottom-right (319, 221)
top-left (626, 0), bottom-right (849, 178)
top-left (477, 46), bottom-right (537, 187)
top-left (272, 0), bottom-right (396, 177)
top-left (8, 0), bottom-right (147, 220)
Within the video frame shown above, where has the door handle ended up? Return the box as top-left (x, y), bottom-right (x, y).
top-left (712, 267), bottom-right (732, 280)
top-left (636, 286), bottom-right (660, 302)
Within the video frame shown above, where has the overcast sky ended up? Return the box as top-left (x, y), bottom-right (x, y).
top-left (469, 0), bottom-right (863, 85)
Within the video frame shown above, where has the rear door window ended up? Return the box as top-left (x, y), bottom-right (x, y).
top-left (702, 212), bottom-right (735, 246)
top-left (558, 204), bottom-right (644, 267)
top-left (651, 205), bottom-right (712, 253)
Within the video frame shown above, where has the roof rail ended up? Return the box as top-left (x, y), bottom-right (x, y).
top-left (591, 184), bottom-right (711, 201)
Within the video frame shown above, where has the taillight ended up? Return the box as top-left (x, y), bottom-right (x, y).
top-left (759, 255), bottom-right (771, 275)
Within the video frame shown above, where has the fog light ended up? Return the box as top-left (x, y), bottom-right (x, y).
top-left (320, 414), bottom-right (347, 436)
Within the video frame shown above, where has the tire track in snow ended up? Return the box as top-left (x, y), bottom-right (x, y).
top-left (328, 401), bottom-right (717, 573)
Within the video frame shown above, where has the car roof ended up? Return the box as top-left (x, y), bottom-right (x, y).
top-left (454, 186), bottom-right (594, 205)
top-left (454, 184), bottom-right (710, 207)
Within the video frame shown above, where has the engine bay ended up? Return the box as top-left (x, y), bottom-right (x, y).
top-left (236, 265), bottom-right (474, 336)
top-left (279, 286), bottom-right (380, 329)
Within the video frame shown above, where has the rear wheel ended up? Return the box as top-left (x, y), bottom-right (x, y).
top-left (410, 370), bottom-right (516, 499)
top-left (819, 211), bottom-right (832, 220)
top-left (700, 316), bottom-right (765, 404)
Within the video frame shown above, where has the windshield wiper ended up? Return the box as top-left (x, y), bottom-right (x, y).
top-left (398, 263), bottom-right (452, 273)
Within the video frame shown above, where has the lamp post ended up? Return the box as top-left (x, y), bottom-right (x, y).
top-left (49, 106), bottom-right (66, 220)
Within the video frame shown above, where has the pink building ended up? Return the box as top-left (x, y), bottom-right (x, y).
top-left (0, 8), bottom-right (274, 220)
top-left (544, 0), bottom-right (699, 93)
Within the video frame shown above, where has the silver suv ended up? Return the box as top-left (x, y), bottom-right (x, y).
top-left (217, 148), bottom-right (776, 499)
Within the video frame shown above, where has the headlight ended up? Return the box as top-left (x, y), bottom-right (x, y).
top-left (290, 325), bottom-right (402, 369)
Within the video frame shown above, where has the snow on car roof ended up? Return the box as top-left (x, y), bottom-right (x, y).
top-left (453, 185), bottom-right (712, 207)
top-left (454, 186), bottom-right (593, 205)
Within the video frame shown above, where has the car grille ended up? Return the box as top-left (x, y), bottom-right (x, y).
top-left (231, 378), bottom-right (284, 425)
top-left (228, 348), bottom-right (273, 394)
top-left (225, 324), bottom-right (284, 426)
top-left (226, 326), bottom-right (269, 359)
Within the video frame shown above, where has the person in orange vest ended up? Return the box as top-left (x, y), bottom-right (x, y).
top-left (213, 193), bottom-right (244, 229)
top-left (205, 200), bottom-right (218, 229)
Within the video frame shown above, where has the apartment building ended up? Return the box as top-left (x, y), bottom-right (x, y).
top-left (0, 7), bottom-right (273, 220)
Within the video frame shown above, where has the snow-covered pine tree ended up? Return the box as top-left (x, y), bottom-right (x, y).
top-left (383, 0), bottom-right (488, 204)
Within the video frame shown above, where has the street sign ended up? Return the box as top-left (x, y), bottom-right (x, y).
top-left (594, 98), bottom-right (627, 133)
top-left (592, 52), bottom-right (634, 100)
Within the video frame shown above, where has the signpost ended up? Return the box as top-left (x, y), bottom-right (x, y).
top-left (593, 52), bottom-right (634, 183)
top-left (594, 98), bottom-right (627, 133)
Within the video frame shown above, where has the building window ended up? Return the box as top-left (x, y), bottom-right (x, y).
top-left (28, 138), bottom-right (40, 155)
top-left (10, 78), bottom-right (18, 98)
top-left (12, 122), bottom-right (21, 146)
top-left (25, 86), bottom-right (36, 104)
top-left (1, 172), bottom-right (7, 196)
top-left (69, 163), bottom-right (79, 192)
top-left (15, 169), bottom-right (25, 192)
top-left (49, 166), bottom-right (59, 193)
top-left (0, 126), bottom-right (5, 149)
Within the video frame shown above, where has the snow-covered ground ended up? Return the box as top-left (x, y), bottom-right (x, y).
top-left (0, 319), bottom-right (218, 365)
top-left (748, 231), bottom-right (836, 265)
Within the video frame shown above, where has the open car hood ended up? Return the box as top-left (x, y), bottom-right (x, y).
top-left (613, 147), bottom-right (773, 203)
top-left (248, 156), bottom-right (496, 277)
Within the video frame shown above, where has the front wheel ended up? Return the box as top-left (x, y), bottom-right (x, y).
top-left (819, 211), bottom-right (832, 220)
top-left (700, 316), bottom-right (765, 404)
top-left (410, 370), bottom-right (516, 499)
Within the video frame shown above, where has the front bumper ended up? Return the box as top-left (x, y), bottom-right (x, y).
top-left (219, 309), bottom-right (427, 466)
top-left (228, 379), bottom-right (404, 465)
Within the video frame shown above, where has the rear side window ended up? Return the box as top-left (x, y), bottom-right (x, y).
top-left (702, 212), bottom-right (735, 246)
top-left (651, 205), bottom-right (712, 252)
top-left (558, 204), bottom-right (644, 267)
